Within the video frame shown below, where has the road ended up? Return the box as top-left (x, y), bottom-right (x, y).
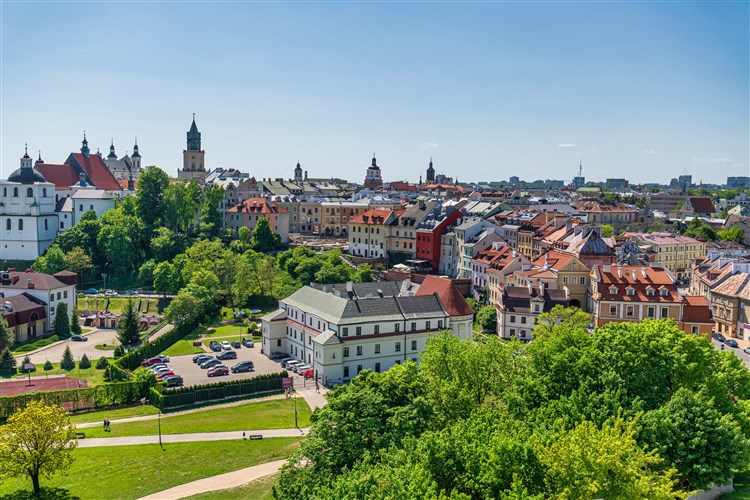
top-left (16, 329), bottom-right (120, 365)
top-left (712, 337), bottom-right (750, 368)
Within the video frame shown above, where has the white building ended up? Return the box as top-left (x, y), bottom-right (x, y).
top-left (0, 269), bottom-right (77, 336)
top-left (261, 277), bottom-right (474, 385)
top-left (1, 147), bottom-right (58, 260)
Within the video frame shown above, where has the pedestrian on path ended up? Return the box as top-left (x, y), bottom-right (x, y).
top-left (103, 420), bottom-right (107, 431)
top-left (315, 380), bottom-right (320, 394)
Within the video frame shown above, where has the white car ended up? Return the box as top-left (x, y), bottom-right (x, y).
top-left (221, 341), bottom-right (232, 350)
top-left (743, 347), bottom-right (750, 355)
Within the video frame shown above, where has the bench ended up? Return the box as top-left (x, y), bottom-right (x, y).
top-left (247, 434), bottom-right (263, 440)
top-left (193, 341), bottom-right (203, 347)
top-left (75, 432), bottom-right (86, 439)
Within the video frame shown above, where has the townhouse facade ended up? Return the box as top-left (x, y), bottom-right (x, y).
top-left (513, 251), bottom-right (590, 310)
top-left (496, 284), bottom-right (569, 341)
top-left (348, 208), bottom-right (400, 260)
top-left (225, 198), bottom-right (290, 244)
top-left (628, 233), bottom-right (706, 280)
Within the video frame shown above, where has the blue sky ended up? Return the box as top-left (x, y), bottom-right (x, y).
top-left (1, 1), bottom-right (748, 185)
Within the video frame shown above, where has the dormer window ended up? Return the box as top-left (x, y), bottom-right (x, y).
top-left (626, 286), bottom-right (635, 296)
top-left (660, 289), bottom-right (669, 297)
top-left (646, 287), bottom-right (655, 297)
top-left (609, 286), bottom-right (618, 295)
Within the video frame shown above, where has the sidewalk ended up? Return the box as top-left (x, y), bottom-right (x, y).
top-left (12, 329), bottom-right (102, 361)
top-left (138, 459), bottom-right (286, 499)
top-left (76, 393), bottom-right (286, 429)
top-left (294, 382), bottom-right (328, 410)
top-left (77, 428), bottom-right (309, 448)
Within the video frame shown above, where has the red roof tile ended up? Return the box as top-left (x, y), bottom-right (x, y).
top-left (416, 275), bottom-right (474, 317)
top-left (35, 163), bottom-right (80, 189)
top-left (681, 295), bottom-right (712, 324)
top-left (67, 153), bottom-right (122, 191)
top-left (227, 198), bottom-right (287, 214)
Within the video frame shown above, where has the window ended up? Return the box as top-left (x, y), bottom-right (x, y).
top-left (411, 340), bottom-right (417, 350)
top-left (374, 325), bottom-right (379, 334)
top-left (43, 188), bottom-right (47, 197)
top-left (375, 362), bottom-right (381, 373)
top-left (660, 289), bottom-right (668, 297)
top-left (580, 277), bottom-right (586, 285)
top-left (563, 277), bottom-right (569, 285)
top-left (342, 327), bottom-right (349, 337)
top-left (609, 305), bottom-right (617, 316)
top-left (375, 344), bottom-right (380, 354)
top-left (63, 291), bottom-right (68, 299)
top-left (411, 322), bottom-right (417, 331)
top-left (395, 323), bottom-right (400, 332)
top-left (395, 342), bottom-right (401, 352)
top-left (510, 328), bottom-right (516, 336)
top-left (18, 219), bottom-right (23, 231)
top-left (626, 287), bottom-right (635, 296)
top-left (344, 366), bottom-right (349, 377)
top-left (691, 325), bottom-right (699, 334)
top-left (356, 346), bottom-right (362, 356)
top-left (647, 306), bottom-right (655, 318)
top-left (5, 219), bottom-right (9, 230)
top-left (26, 187), bottom-right (33, 197)
top-left (277, 339), bottom-right (281, 347)
top-left (13, 187), bottom-right (18, 197)
top-left (646, 288), bottom-right (655, 296)
top-left (356, 326), bottom-right (362, 336)
top-left (626, 305), bottom-right (634, 317)
top-left (44, 219), bottom-right (48, 231)
top-left (521, 316), bottom-right (527, 324)
top-left (343, 347), bottom-right (350, 357)
top-left (661, 307), bottom-right (669, 318)
top-left (357, 365), bottom-right (363, 374)
top-left (438, 320), bottom-right (443, 329)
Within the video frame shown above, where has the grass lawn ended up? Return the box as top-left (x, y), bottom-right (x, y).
top-left (10, 335), bottom-right (61, 354)
top-left (69, 405), bottom-right (161, 425)
top-left (186, 473), bottom-right (279, 500)
top-left (95, 343), bottom-right (116, 350)
top-left (722, 471), bottom-right (750, 498)
top-left (0, 438), bottom-right (301, 499)
top-left (162, 340), bottom-right (205, 357)
top-left (163, 323), bottom-right (259, 357)
top-left (78, 398), bottom-right (312, 438)
top-left (6, 363), bottom-right (106, 385)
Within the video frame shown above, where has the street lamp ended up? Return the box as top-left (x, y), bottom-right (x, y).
top-left (102, 273), bottom-right (108, 293)
top-left (158, 409), bottom-right (165, 451)
top-left (294, 393), bottom-right (298, 429)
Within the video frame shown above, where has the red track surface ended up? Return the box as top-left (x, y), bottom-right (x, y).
top-left (0, 376), bottom-right (88, 396)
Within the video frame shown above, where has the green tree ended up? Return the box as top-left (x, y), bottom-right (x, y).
top-left (21, 355), bottom-right (33, 373)
top-left (97, 209), bottom-right (147, 276)
top-left (533, 305), bottom-right (592, 338)
top-left (117, 298), bottom-right (142, 346)
top-left (683, 217), bottom-right (717, 241)
top-left (0, 400), bottom-right (77, 495)
top-left (356, 263), bottom-right (374, 282)
top-left (476, 306), bottom-right (497, 332)
top-left (70, 306), bottom-right (82, 335)
top-left (79, 353), bottom-right (91, 370)
top-left (718, 225), bottom-right (744, 243)
top-left (201, 184), bottom-right (225, 238)
top-left (153, 261), bottom-right (176, 297)
top-left (315, 261), bottom-right (352, 284)
top-left (113, 345), bottom-right (125, 358)
top-left (0, 347), bottom-right (17, 375)
top-left (136, 165), bottom-right (170, 229)
top-left (251, 217), bottom-right (281, 253)
top-left (0, 315), bottom-right (14, 350)
top-left (64, 246), bottom-right (93, 279)
top-left (238, 225), bottom-right (250, 243)
top-left (164, 290), bottom-right (206, 328)
top-left (60, 345), bottom-right (75, 371)
top-left (132, 366), bottom-right (159, 386)
top-left (150, 227), bottom-right (178, 263)
top-left (33, 245), bottom-right (67, 275)
top-left (138, 259), bottom-right (157, 285)
top-left (43, 360), bottom-right (54, 371)
top-left (601, 224), bottom-right (614, 237)
top-left (95, 356), bottom-right (109, 369)
top-left (53, 303), bottom-right (70, 339)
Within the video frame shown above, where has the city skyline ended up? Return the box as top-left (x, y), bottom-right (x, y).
top-left (2, 2), bottom-right (748, 184)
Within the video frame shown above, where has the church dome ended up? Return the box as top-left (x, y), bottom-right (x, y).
top-left (7, 166), bottom-right (46, 184)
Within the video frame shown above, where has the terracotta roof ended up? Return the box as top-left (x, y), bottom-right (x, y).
top-left (681, 295), bottom-right (712, 324)
top-left (35, 163), bottom-right (80, 189)
top-left (349, 208), bottom-right (395, 225)
top-left (1, 293), bottom-right (47, 328)
top-left (530, 250), bottom-right (576, 272)
top-left (0, 271), bottom-right (70, 291)
top-left (713, 272), bottom-right (750, 300)
top-left (227, 198), bottom-right (287, 214)
top-left (68, 153), bottom-right (122, 191)
top-left (593, 265), bottom-right (680, 302)
top-left (416, 275), bottom-right (474, 317)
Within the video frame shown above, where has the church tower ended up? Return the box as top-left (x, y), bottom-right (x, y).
top-left (180, 114), bottom-right (206, 179)
top-left (364, 153), bottom-right (383, 190)
top-left (294, 162), bottom-right (303, 183)
top-left (131, 138), bottom-right (141, 171)
top-left (80, 132), bottom-right (90, 158)
top-left (107, 139), bottom-right (117, 160)
top-left (426, 158), bottom-right (435, 182)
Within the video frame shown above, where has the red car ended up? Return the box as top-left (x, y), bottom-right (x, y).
top-left (155, 371), bottom-right (176, 380)
top-left (141, 355), bottom-right (170, 367)
top-left (300, 369), bottom-right (314, 379)
top-left (207, 365), bottom-right (229, 377)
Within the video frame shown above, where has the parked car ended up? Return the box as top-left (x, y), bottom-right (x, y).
top-left (725, 339), bottom-right (739, 348)
top-left (125, 289), bottom-right (137, 296)
top-left (716, 333), bottom-right (727, 343)
top-left (163, 375), bottom-right (183, 387)
top-left (193, 354), bottom-right (213, 364)
top-left (141, 355), bottom-right (170, 366)
top-left (300, 369), bottom-right (314, 378)
top-left (217, 350), bottom-right (237, 360)
top-left (284, 360), bottom-right (303, 371)
top-left (242, 338), bottom-right (255, 348)
top-left (231, 361), bottom-right (255, 373)
top-left (221, 341), bottom-right (232, 350)
top-left (294, 364), bottom-right (312, 374)
top-left (231, 341), bottom-right (241, 348)
top-left (200, 358), bottom-right (222, 369)
top-left (278, 357), bottom-right (293, 366)
top-left (209, 341), bottom-right (222, 352)
top-left (86, 288), bottom-right (99, 295)
top-left (71, 335), bottom-right (88, 342)
top-left (207, 365), bottom-right (229, 377)
top-left (155, 371), bottom-right (176, 380)
top-left (270, 352), bottom-right (286, 360)
top-left (149, 363), bottom-right (169, 371)
top-left (105, 290), bottom-right (118, 296)
top-left (743, 346), bottom-right (750, 355)
top-left (151, 367), bottom-right (172, 375)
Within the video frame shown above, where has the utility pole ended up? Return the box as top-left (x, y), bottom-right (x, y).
top-left (294, 393), bottom-right (298, 429)
top-left (158, 409), bottom-right (165, 451)
top-left (102, 273), bottom-right (108, 292)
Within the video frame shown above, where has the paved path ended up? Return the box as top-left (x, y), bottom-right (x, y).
top-left (77, 428), bottom-right (309, 448)
top-left (15, 328), bottom-right (119, 364)
top-left (76, 394), bottom-right (286, 429)
top-left (295, 382), bottom-right (328, 410)
top-left (138, 459), bottom-right (286, 500)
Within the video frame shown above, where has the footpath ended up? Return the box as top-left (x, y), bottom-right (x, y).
top-left (138, 459), bottom-right (287, 500)
top-left (76, 427), bottom-right (309, 448)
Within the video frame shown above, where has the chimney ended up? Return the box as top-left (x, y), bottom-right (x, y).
top-left (346, 281), bottom-right (354, 293)
top-left (632, 270), bottom-right (637, 281)
top-left (641, 267), bottom-right (647, 279)
top-left (27, 279), bottom-right (35, 289)
top-left (538, 280), bottom-right (544, 296)
top-left (377, 289), bottom-right (384, 298)
top-left (617, 267), bottom-right (622, 279)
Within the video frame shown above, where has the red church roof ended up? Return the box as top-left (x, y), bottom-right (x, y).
top-left (67, 153), bottom-right (122, 191)
top-left (35, 163), bottom-right (80, 190)
top-left (416, 275), bottom-right (474, 317)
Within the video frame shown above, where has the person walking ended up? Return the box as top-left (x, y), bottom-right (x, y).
top-left (315, 380), bottom-right (320, 394)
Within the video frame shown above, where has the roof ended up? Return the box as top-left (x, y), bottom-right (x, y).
top-left (499, 285), bottom-right (569, 313)
top-left (311, 281), bottom-right (403, 299)
top-left (7, 166), bottom-right (47, 184)
top-left (349, 208), bottom-right (395, 225)
top-left (35, 163), bottom-right (81, 189)
top-left (261, 308), bottom-right (287, 322)
top-left (0, 271), bottom-right (71, 291)
top-left (67, 153), bottom-right (122, 191)
top-left (71, 189), bottom-right (114, 200)
top-left (712, 272), bottom-right (750, 300)
top-left (227, 198), bottom-right (287, 214)
top-left (312, 330), bottom-right (342, 345)
top-left (573, 200), bottom-right (638, 213)
top-left (1, 293), bottom-right (47, 327)
top-left (681, 295), bottom-right (712, 324)
top-left (283, 287), bottom-right (350, 324)
top-left (592, 265), bottom-right (680, 302)
top-left (416, 275), bottom-right (474, 317)
top-left (688, 197), bottom-right (716, 214)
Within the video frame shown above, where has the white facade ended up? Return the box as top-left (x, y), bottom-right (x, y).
top-left (0, 271), bottom-right (77, 333)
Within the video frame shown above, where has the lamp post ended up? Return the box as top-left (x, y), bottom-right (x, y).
top-left (294, 393), bottom-right (298, 429)
top-left (102, 273), bottom-right (108, 293)
top-left (158, 408), bottom-right (165, 451)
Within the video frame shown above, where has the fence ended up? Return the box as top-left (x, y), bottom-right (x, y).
top-left (150, 373), bottom-right (285, 410)
top-left (0, 381), bottom-right (149, 419)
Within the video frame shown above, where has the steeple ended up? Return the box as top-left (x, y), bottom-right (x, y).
top-left (108, 139), bottom-right (117, 159)
top-left (36, 150), bottom-right (43, 165)
top-left (132, 138), bottom-right (141, 158)
top-left (81, 131), bottom-right (90, 158)
top-left (187, 114), bottom-right (202, 151)
top-left (426, 157), bottom-right (435, 182)
top-left (294, 161), bottom-right (303, 183)
top-left (23, 142), bottom-right (30, 160)
top-left (371, 153), bottom-right (379, 169)
top-left (20, 143), bottom-right (32, 169)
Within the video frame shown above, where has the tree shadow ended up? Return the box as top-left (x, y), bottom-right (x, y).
top-left (0, 487), bottom-right (80, 500)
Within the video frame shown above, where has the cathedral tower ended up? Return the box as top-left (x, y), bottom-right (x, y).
top-left (180, 114), bottom-right (206, 179)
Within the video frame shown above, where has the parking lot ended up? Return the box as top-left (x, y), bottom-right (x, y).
top-left (160, 343), bottom-right (305, 388)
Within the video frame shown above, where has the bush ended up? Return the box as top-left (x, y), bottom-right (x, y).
top-left (152, 372), bottom-right (288, 410)
top-left (113, 345), bottom-right (125, 358)
top-left (476, 306), bottom-right (497, 333)
top-left (79, 354), bottom-right (91, 370)
top-left (60, 346), bottom-right (75, 371)
top-left (95, 357), bottom-right (109, 369)
top-left (20, 355), bottom-right (35, 373)
top-left (43, 360), bottom-right (54, 371)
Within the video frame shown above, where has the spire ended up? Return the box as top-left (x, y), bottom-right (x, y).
top-left (81, 131), bottom-right (90, 158)
top-left (132, 137), bottom-right (141, 158)
top-left (108, 138), bottom-right (117, 159)
top-left (187, 115), bottom-right (201, 151)
top-left (23, 142), bottom-right (30, 159)
top-left (36, 150), bottom-right (43, 164)
top-left (371, 153), bottom-right (378, 168)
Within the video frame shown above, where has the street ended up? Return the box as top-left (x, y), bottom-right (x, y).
top-left (712, 337), bottom-right (750, 369)
top-left (16, 329), bottom-right (120, 365)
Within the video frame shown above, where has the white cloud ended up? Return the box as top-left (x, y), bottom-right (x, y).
top-left (558, 143), bottom-right (577, 148)
top-left (644, 150), bottom-right (654, 155)
top-left (692, 156), bottom-right (732, 166)
top-left (421, 142), bottom-right (439, 149)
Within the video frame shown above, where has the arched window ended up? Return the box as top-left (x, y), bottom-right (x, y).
top-left (13, 187), bottom-right (18, 197)
top-left (27, 187), bottom-right (33, 197)
top-left (5, 219), bottom-right (10, 230)
top-left (42, 188), bottom-right (47, 197)
top-left (18, 219), bottom-right (23, 231)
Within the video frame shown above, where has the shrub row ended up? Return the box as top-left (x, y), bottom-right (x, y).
top-left (116, 322), bottom-right (196, 371)
top-left (0, 381), bottom-right (149, 419)
top-left (152, 372), bottom-right (288, 410)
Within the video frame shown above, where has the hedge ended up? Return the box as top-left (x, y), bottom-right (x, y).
top-left (0, 381), bottom-right (149, 419)
top-left (152, 372), bottom-right (288, 410)
top-left (116, 322), bottom-right (196, 371)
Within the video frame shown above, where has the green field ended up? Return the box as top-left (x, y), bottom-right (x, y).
top-left (5, 362), bottom-right (107, 385)
top-left (69, 405), bottom-right (160, 425)
top-left (78, 398), bottom-right (312, 438)
top-left (185, 473), bottom-right (279, 500)
top-left (0, 438), bottom-right (301, 500)
top-left (162, 323), bottom-right (259, 357)
top-left (77, 296), bottom-right (166, 314)
top-left (721, 471), bottom-right (750, 498)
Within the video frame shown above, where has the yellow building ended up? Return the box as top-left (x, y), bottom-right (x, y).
top-left (513, 251), bottom-right (590, 310)
top-left (630, 233), bottom-right (706, 280)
